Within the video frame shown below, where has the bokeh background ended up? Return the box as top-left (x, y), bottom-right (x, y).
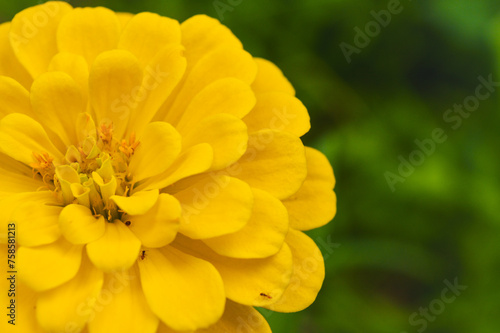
top-left (2, 0), bottom-right (500, 332)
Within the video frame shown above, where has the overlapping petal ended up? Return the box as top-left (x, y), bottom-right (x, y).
top-left (173, 175), bottom-right (254, 239)
top-left (10, 1), bottom-right (73, 78)
top-left (264, 229), bottom-right (325, 312)
top-left (18, 237), bottom-right (83, 292)
top-left (284, 147), bottom-right (336, 230)
top-left (203, 188), bottom-right (289, 259)
top-left (138, 246), bottom-right (225, 331)
top-left (86, 220), bottom-right (141, 272)
top-left (36, 254), bottom-right (103, 332)
top-left (89, 266), bottom-right (159, 333)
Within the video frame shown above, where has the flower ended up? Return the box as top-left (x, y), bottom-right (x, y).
top-left (0, 2), bottom-right (337, 332)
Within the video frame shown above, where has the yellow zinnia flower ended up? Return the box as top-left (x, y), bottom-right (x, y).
top-left (0, 2), bottom-right (337, 332)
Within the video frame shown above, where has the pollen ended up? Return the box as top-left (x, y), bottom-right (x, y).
top-left (30, 151), bottom-right (55, 186)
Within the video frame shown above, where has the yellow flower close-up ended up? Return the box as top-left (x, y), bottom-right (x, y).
top-left (0, 2), bottom-right (336, 332)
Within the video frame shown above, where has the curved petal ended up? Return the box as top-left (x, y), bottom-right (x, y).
top-left (179, 113), bottom-right (248, 170)
top-left (0, 75), bottom-right (31, 118)
top-left (88, 49), bottom-right (142, 139)
top-left (18, 237), bottom-right (83, 292)
top-left (86, 220), bottom-right (141, 272)
top-left (0, 191), bottom-right (57, 243)
top-left (157, 300), bottom-right (271, 333)
top-left (119, 12), bottom-right (181, 68)
top-left (162, 47), bottom-right (257, 125)
top-left (48, 52), bottom-right (89, 104)
top-left (128, 44), bottom-right (187, 136)
top-left (10, 1), bottom-right (73, 78)
top-left (175, 78), bottom-right (256, 131)
top-left (284, 147), bottom-right (336, 230)
top-left (203, 188), bottom-right (289, 259)
top-left (243, 92), bottom-right (310, 137)
top-left (264, 229), bottom-right (325, 313)
top-left (0, 254), bottom-right (44, 332)
top-left (89, 266), bottom-right (159, 333)
top-left (0, 23), bottom-right (31, 89)
top-left (251, 58), bottom-right (295, 95)
top-left (174, 235), bottom-right (293, 307)
top-left (59, 204), bottom-right (106, 245)
top-left (31, 71), bottom-right (85, 146)
top-left (173, 175), bottom-right (253, 239)
top-left (199, 300), bottom-right (271, 333)
top-left (0, 165), bottom-right (43, 194)
top-left (138, 246), bottom-right (225, 331)
top-left (36, 254), bottom-right (103, 332)
top-left (116, 12), bottom-right (134, 29)
top-left (128, 122), bottom-right (182, 182)
top-left (0, 113), bottom-right (63, 165)
top-left (137, 143), bottom-right (213, 192)
top-left (111, 189), bottom-right (159, 216)
top-left (180, 14), bottom-right (242, 70)
top-left (129, 193), bottom-right (181, 248)
top-left (57, 6), bottom-right (121, 65)
top-left (233, 129), bottom-right (307, 200)
top-left (12, 202), bottom-right (62, 247)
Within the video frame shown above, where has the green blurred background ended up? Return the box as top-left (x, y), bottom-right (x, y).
top-left (2, 0), bottom-right (500, 332)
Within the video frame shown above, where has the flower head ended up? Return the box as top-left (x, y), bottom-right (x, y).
top-left (0, 2), bottom-right (336, 332)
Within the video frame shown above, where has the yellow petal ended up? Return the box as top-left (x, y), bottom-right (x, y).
top-left (203, 188), bottom-right (289, 259)
top-left (176, 78), bottom-right (256, 131)
top-left (48, 52), bottom-right (90, 104)
top-left (0, 164), bottom-right (43, 194)
top-left (138, 246), bottom-right (225, 331)
top-left (57, 6), bottom-right (121, 65)
top-left (116, 12), bottom-right (134, 29)
top-left (0, 23), bottom-right (31, 89)
top-left (137, 143), bottom-right (213, 192)
top-left (86, 220), bottom-right (141, 272)
top-left (264, 229), bottom-right (325, 312)
top-left (18, 237), bottom-right (83, 292)
top-left (181, 14), bottom-right (242, 69)
top-left (111, 189), bottom-right (159, 216)
top-left (198, 300), bottom-right (271, 333)
top-left (89, 266), bottom-right (159, 333)
top-left (0, 257), bottom-right (44, 332)
top-left (127, 44), bottom-right (187, 136)
top-left (10, 1), bottom-right (73, 78)
top-left (174, 235), bottom-right (293, 307)
top-left (119, 12), bottom-right (181, 68)
top-left (234, 129), bottom-right (307, 200)
top-left (174, 175), bottom-right (253, 239)
top-left (0, 191), bottom-right (57, 243)
top-left (30, 71), bottom-right (85, 146)
top-left (129, 194), bottom-right (181, 248)
top-left (36, 254), bottom-right (103, 332)
top-left (243, 92), bottom-right (310, 137)
top-left (59, 204), bottom-right (106, 245)
top-left (251, 58), bottom-right (295, 95)
top-left (284, 147), bottom-right (336, 230)
top-left (0, 75), bottom-right (31, 118)
top-left (0, 113), bottom-right (63, 165)
top-left (163, 47), bottom-right (257, 125)
top-left (180, 113), bottom-right (248, 170)
top-left (12, 202), bottom-right (62, 247)
top-left (128, 122), bottom-right (182, 182)
top-left (157, 300), bottom-right (271, 333)
top-left (89, 49), bottom-right (142, 139)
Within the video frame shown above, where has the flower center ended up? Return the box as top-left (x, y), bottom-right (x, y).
top-left (31, 120), bottom-right (140, 222)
